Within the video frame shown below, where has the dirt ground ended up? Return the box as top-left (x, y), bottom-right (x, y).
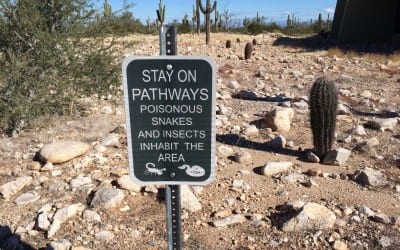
top-left (1, 33), bottom-right (400, 249)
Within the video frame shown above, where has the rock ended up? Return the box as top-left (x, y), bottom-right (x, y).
top-left (292, 100), bottom-right (308, 110)
top-left (95, 230), bottom-right (114, 242)
top-left (83, 210), bottom-right (101, 223)
top-left (0, 176), bottom-right (33, 199)
top-left (14, 192), bottom-right (40, 205)
top-left (366, 118), bottom-right (397, 131)
top-left (233, 151), bottom-right (253, 164)
top-left (358, 205), bottom-right (375, 217)
top-left (41, 161), bottom-right (54, 171)
top-left (218, 145), bottom-right (234, 157)
top-left (228, 80), bottom-right (240, 89)
top-left (212, 214), bottom-right (247, 227)
top-left (360, 90), bottom-right (372, 98)
top-left (322, 148), bottom-right (351, 166)
top-left (101, 133), bottom-right (119, 147)
top-left (353, 167), bottom-right (386, 186)
top-left (91, 187), bottom-right (125, 209)
top-left (117, 175), bottom-right (141, 192)
top-left (283, 173), bottom-right (305, 183)
top-left (47, 239), bottom-right (72, 250)
top-left (242, 125), bottom-right (259, 136)
top-left (70, 176), bottom-right (92, 189)
top-left (37, 212), bottom-right (51, 231)
top-left (236, 90), bottom-right (257, 100)
top-left (332, 240), bottom-right (348, 250)
top-left (180, 185), bottom-right (202, 213)
top-left (380, 236), bottom-right (392, 248)
top-left (213, 208), bottom-right (232, 218)
top-left (306, 151), bottom-right (320, 163)
top-left (264, 106), bottom-right (294, 132)
top-left (48, 203), bottom-right (85, 238)
top-left (337, 103), bottom-right (352, 115)
top-left (39, 141), bottom-right (90, 164)
top-left (352, 125), bottom-right (367, 136)
top-left (286, 200), bottom-right (306, 210)
top-left (269, 135), bottom-right (286, 149)
top-left (371, 213), bottom-right (393, 224)
top-left (282, 202), bottom-right (336, 232)
top-left (262, 162), bottom-right (293, 176)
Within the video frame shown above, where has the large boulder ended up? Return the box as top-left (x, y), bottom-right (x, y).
top-left (39, 141), bottom-right (90, 164)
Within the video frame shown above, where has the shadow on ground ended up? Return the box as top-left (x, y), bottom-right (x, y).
top-left (0, 225), bottom-right (36, 250)
top-left (273, 33), bottom-right (400, 54)
top-left (216, 133), bottom-right (304, 159)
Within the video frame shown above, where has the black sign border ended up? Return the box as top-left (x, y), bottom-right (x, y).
top-left (122, 56), bottom-right (216, 185)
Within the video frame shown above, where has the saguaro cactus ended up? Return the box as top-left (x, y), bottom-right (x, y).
top-left (198, 0), bottom-right (217, 45)
top-left (244, 42), bottom-right (252, 60)
top-left (156, 0), bottom-right (165, 27)
top-left (309, 77), bottom-right (338, 159)
top-left (225, 40), bottom-right (231, 48)
top-left (214, 9), bottom-right (219, 32)
top-left (103, 0), bottom-right (112, 19)
top-left (195, 2), bottom-right (201, 35)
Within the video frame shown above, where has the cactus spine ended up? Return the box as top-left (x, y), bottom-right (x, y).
top-left (198, 0), bottom-right (217, 45)
top-left (244, 42), bottom-right (252, 60)
top-left (156, 0), bottom-right (165, 27)
top-left (309, 77), bottom-right (338, 159)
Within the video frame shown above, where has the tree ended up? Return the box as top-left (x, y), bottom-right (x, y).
top-left (0, 0), bottom-right (120, 134)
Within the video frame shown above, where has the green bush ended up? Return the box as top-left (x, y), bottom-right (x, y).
top-left (0, 0), bottom-right (120, 135)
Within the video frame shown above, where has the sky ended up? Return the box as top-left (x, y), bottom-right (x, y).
top-left (93, 0), bottom-right (337, 24)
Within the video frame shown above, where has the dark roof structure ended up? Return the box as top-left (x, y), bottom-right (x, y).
top-left (331, 0), bottom-right (400, 44)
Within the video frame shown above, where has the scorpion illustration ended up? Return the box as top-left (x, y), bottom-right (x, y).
top-left (144, 162), bottom-right (166, 176)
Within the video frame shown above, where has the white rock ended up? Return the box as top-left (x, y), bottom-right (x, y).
top-left (264, 106), bottom-right (294, 132)
top-left (306, 151), bottom-right (320, 163)
top-left (39, 141), bottom-right (90, 164)
top-left (83, 210), bottom-right (102, 223)
top-left (0, 176), bottom-right (33, 199)
top-left (269, 135), bottom-right (286, 149)
top-left (337, 103), bottom-right (352, 115)
top-left (234, 151), bottom-right (253, 164)
top-left (217, 145), bottom-right (234, 157)
top-left (95, 230), bottom-right (114, 242)
top-left (262, 162), bottom-right (293, 176)
top-left (360, 90), bottom-right (372, 98)
top-left (366, 118), bottom-right (398, 131)
top-left (70, 176), bottom-right (92, 189)
top-left (353, 167), bottom-right (386, 187)
top-left (332, 240), bottom-right (348, 250)
top-left (323, 148), bottom-right (351, 166)
top-left (282, 202), bottom-right (336, 232)
top-left (48, 239), bottom-right (72, 250)
top-left (37, 212), bottom-right (51, 231)
top-left (242, 125), bottom-right (259, 136)
top-left (14, 192), bottom-right (40, 205)
top-left (352, 125), bottom-right (367, 136)
top-left (117, 175), bottom-right (141, 192)
top-left (48, 203), bottom-right (85, 238)
top-left (101, 133), bottom-right (119, 147)
top-left (212, 214), bottom-right (247, 227)
top-left (91, 187), bottom-right (125, 209)
top-left (228, 80), bottom-right (240, 89)
top-left (180, 185), bottom-right (202, 213)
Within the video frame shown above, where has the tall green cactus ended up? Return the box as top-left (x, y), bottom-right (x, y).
top-left (214, 9), bottom-right (219, 32)
top-left (195, 2), bottom-right (201, 35)
top-left (198, 0), bottom-right (217, 45)
top-left (156, 0), bottom-right (165, 27)
top-left (103, 0), bottom-right (112, 19)
top-left (192, 5), bottom-right (197, 33)
top-left (309, 77), bottom-right (338, 159)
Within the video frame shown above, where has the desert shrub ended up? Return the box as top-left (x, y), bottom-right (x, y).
top-left (0, 0), bottom-right (120, 135)
top-left (247, 21), bottom-right (263, 35)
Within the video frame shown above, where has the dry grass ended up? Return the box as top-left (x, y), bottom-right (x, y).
top-left (326, 46), bottom-right (400, 64)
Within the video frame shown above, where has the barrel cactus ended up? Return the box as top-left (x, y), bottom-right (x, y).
top-left (309, 77), bottom-right (338, 159)
top-left (225, 40), bottom-right (231, 48)
top-left (244, 42), bottom-right (253, 60)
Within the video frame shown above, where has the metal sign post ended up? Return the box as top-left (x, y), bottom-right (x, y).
top-left (122, 25), bottom-right (216, 250)
top-left (161, 26), bottom-right (182, 250)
